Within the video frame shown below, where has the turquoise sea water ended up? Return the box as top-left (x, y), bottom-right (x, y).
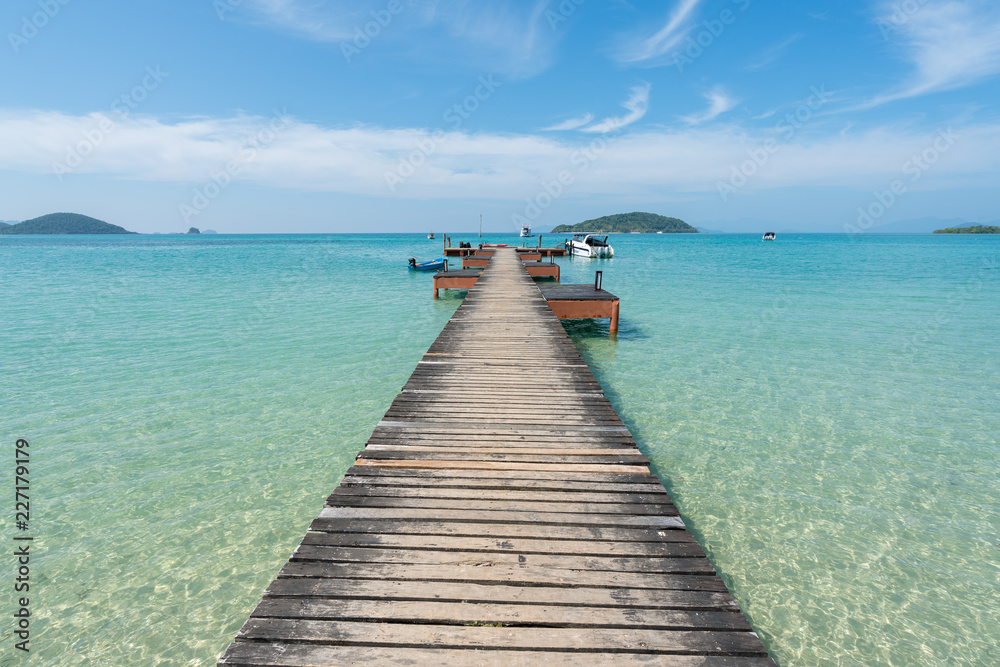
top-left (1, 233), bottom-right (998, 665)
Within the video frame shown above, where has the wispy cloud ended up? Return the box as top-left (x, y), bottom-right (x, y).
top-left (682, 87), bottom-right (739, 125)
top-left (581, 84), bottom-right (651, 133)
top-left (859, 0), bottom-right (1000, 108)
top-left (614, 0), bottom-right (704, 64)
top-left (242, 0), bottom-right (557, 78)
top-left (542, 113), bottom-right (594, 131)
top-left (245, 0), bottom-right (360, 41)
top-left (745, 33), bottom-right (803, 70)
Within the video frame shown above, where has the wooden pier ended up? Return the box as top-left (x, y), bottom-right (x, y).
top-left (218, 248), bottom-right (772, 666)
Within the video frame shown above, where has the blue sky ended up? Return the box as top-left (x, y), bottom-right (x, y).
top-left (1, 0), bottom-right (998, 232)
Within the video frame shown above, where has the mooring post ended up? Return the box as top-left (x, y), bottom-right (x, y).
top-left (594, 270), bottom-right (603, 291)
top-left (610, 299), bottom-right (619, 334)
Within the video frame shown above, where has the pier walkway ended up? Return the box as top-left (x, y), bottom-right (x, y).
top-left (218, 248), bottom-right (772, 666)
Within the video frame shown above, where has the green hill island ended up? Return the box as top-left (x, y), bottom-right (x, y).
top-left (933, 225), bottom-right (1000, 234)
top-left (0, 213), bottom-right (136, 234)
top-left (551, 212), bottom-right (698, 234)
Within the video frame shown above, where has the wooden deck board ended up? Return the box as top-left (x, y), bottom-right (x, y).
top-left (218, 248), bottom-right (772, 665)
top-left (220, 644), bottom-right (773, 666)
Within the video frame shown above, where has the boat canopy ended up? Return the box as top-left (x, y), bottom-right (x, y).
top-left (572, 234), bottom-right (610, 246)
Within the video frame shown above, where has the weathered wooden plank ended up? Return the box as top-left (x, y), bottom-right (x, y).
top-left (262, 578), bottom-right (738, 610)
top-left (318, 504), bottom-right (680, 524)
top-left (375, 421), bottom-right (633, 435)
top-left (353, 459), bottom-right (651, 474)
top-left (220, 643), bottom-right (777, 667)
top-left (235, 619), bottom-right (766, 654)
top-left (364, 440), bottom-right (640, 450)
top-left (298, 532), bottom-right (701, 555)
top-left (365, 433), bottom-right (638, 445)
top-left (355, 451), bottom-right (649, 465)
top-left (339, 474), bottom-right (667, 493)
top-left (324, 496), bottom-right (672, 517)
top-left (340, 466), bottom-right (662, 485)
top-left (308, 518), bottom-right (689, 541)
top-left (250, 598), bottom-right (750, 630)
top-left (290, 545), bottom-right (714, 574)
top-left (278, 562), bottom-right (720, 589)
top-left (330, 486), bottom-right (672, 505)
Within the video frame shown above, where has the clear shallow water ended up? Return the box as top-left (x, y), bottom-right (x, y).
top-left (1, 233), bottom-right (998, 665)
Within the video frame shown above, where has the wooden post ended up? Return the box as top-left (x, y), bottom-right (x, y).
top-left (610, 299), bottom-right (619, 334)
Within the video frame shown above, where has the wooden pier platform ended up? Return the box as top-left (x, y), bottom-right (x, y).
top-left (461, 256), bottom-right (490, 269)
top-left (516, 245), bottom-right (567, 257)
top-left (218, 248), bottom-right (772, 666)
top-left (522, 260), bottom-right (560, 280)
top-left (439, 234), bottom-right (567, 257)
top-left (433, 269), bottom-right (482, 297)
top-left (540, 283), bottom-right (619, 334)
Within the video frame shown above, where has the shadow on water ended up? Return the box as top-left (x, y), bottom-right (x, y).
top-left (560, 317), bottom-right (648, 341)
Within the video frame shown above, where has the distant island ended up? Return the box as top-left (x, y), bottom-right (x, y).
top-left (552, 212), bottom-right (698, 234)
top-left (0, 213), bottom-right (135, 234)
top-left (933, 225), bottom-right (1000, 234)
top-left (187, 227), bottom-right (201, 234)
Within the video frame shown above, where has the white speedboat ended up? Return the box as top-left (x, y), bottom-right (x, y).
top-left (566, 233), bottom-right (614, 258)
top-left (520, 222), bottom-right (531, 237)
top-left (763, 231), bottom-right (776, 240)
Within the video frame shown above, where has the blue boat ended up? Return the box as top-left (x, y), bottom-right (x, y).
top-left (408, 256), bottom-right (446, 271)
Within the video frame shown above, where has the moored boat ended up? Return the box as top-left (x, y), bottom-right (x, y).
top-left (520, 222), bottom-right (531, 237)
top-left (427, 232), bottom-right (435, 239)
top-left (566, 234), bottom-right (614, 258)
top-left (408, 256), bottom-right (446, 271)
top-left (763, 231), bottom-right (776, 240)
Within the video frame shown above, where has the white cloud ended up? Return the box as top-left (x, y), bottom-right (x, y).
top-left (614, 0), bottom-right (704, 64)
top-left (861, 0), bottom-right (1000, 108)
top-left (1, 109), bottom-right (996, 200)
top-left (542, 114), bottom-right (594, 131)
top-left (682, 87), bottom-right (739, 125)
top-left (581, 84), bottom-right (650, 133)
